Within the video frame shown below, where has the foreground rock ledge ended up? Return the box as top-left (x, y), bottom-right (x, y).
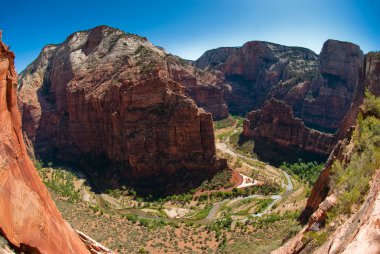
top-left (0, 34), bottom-right (90, 254)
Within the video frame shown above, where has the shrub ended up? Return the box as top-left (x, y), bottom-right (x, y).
top-left (363, 90), bottom-right (380, 118)
top-left (280, 160), bottom-right (323, 186)
top-left (330, 91), bottom-right (380, 214)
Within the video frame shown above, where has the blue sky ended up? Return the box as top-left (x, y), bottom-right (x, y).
top-left (1, 0), bottom-right (379, 72)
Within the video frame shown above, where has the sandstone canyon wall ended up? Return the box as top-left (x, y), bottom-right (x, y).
top-left (18, 26), bottom-right (227, 192)
top-left (273, 52), bottom-right (380, 254)
top-left (196, 40), bottom-right (364, 162)
top-left (0, 34), bottom-right (90, 254)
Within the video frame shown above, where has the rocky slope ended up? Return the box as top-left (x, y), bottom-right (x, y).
top-left (0, 33), bottom-right (90, 254)
top-left (195, 41), bottom-right (320, 117)
top-left (18, 26), bottom-right (227, 193)
top-left (242, 99), bottom-right (337, 164)
top-left (273, 52), bottom-right (380, 254)
top-left (196, 40), bottom-right (364, 162)
top-left (196, 40), bottom-right (363, 132)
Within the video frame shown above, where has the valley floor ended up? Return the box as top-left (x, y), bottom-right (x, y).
top-left (37, 116), bottom-right (308, 253)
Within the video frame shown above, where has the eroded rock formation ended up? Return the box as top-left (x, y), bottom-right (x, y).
top-left (242, 99), bottom-right (337, 164)
top-left (301, 40), bottom-right (364, 132)
top-left (195, 41), bottom-right (320, 116)
top-left (0, 33), bottom-right (90, 254)
top-left (273, 52), bottom-right (380, 254)
top-left (201, 40), bottom-right (364, 162)
top-left (18, 26), bottom-right (226, 192)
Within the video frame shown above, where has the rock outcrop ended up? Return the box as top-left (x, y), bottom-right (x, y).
top-left (273, 52), bottom-right (380, 254)
top-left (76, 230), bottom-right (113, 254)
top-left (195, 41), bottom-right (320, 116)
top-left (0, 33), bottom-right (90, 254)
top-left (242, 99), bottom-right (337, 164)
top-left (199, 40), bottom-right (363, 162)
top-left (196, 40), bottom-right (363, 131)
top-left (300, 40), bottom-right (364, 132)
top-left (18, 26), bottom-right (227, 192)
top-left (363, 52), bottom-right (380, 96)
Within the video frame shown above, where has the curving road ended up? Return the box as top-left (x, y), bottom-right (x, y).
top-left (72, 130), bottom-right (294, 224)
top-left (214, 136), bottom-right (294, 219)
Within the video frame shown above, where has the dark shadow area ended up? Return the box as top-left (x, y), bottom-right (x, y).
top-left (0, 228), bottom-right (41, 254)
top-left (252, 137), bottom-right (329, 167)
top-left (37, 150), bottom-right (223, 200)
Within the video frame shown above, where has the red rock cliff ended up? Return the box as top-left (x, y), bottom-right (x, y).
top-left (237, 40), bottom-right (363, 162)
top-left (18, 26), bottom-right (226, 191)
top-left (242, 99), bottom-right (336, 164)
top-left (0, 34), bottom-right (90, 253)
top-left (273, 52), bottom-right (380, 254)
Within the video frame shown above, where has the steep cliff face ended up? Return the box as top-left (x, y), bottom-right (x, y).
top-left (0, 34), bottom-right (90, 254)
top-left (196, 41), bottom-right (363, 132)
top-left (205, 40), bottom-right (363, 162)
top-left (242, 99), bottom-right (336, 164)
top-left (195, 41), bottom-right (320, 116)
top-left (299, 52), bottom-right (380, 223)
top-left (273, 52), bottom-right (380, 254)
top-left (18, 26), bottom-right (226, 191)
top-left (301, 40), bottom-right (363, 132)
top-left (363, 52), bottom-right (380, 96)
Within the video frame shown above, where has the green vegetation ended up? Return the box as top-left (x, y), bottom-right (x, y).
top-left (216, 129), bottom-right (234, 141)
top-left (191, 205), bottom-right (213, 220)
top-left (229, 132), bottom-right (256, 157)
top-left (106, 186), bottom-right (136, 199)
top-left (200, 169), bottom-right (234, 191)
top-left (122, 213), bottom-right (177, 229)
top-left (330, 91), bottom-right (380, 215)
top-left (214, 116), bottom-right (236, 129)
top-left (254, 198), bottom-right (273, 214)
top-left (301, 231), bottom-right (328, 249)
top-left (280, 160), bottom-right (324, 186)
top-left (196, 182), bottom-right (281, 203)
top-left (214, 115), bottom-right (244, 130)
top-left (363, 90), bottom-right (380, 118)
top-left (34, 162), bottom-right (80, 203)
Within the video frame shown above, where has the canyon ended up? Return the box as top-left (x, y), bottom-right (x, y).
top-left (2, 23), bottom-right (379, 253)
top-left (196, 40), bottom-right (364, 162)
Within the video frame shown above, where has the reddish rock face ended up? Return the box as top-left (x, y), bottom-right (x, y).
top-left (18, 26), bottom-right (226, 192)
top-left (197, 39), bottom-right (363, 162)
top-left (301, 40), bottom-right (364, 132)
top-left (364, 52), bottom-right (380, 96)
top-left (299, 53), bottom-right (380, 224)
top-left (197, 40), bottom-right (363, 132)
top-left (242, 99), bottom-right (336, 164)
top-left (0, 35), bottom-right (89, 254)
top-left (195, 41), bottom-right (320, 116)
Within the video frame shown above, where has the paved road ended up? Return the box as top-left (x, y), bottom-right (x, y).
top-left (214, 137), bottom-right (294, 219)
top-left (73, 131), bottom-right (294, 224)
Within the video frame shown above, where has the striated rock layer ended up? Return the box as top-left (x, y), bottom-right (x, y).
top-left (242, 99), bottom-right (337, 164)
top-left (299, 52), bottom-right (379, 224)
top-left (18, 26), bottom-right (226, 192)
top-left (0, 34), bottom-right (90, 253)
top-left (223, 40), bottom-right (364, 162)
top-left (272, 52), bottom-right (380, 254)
top-left (196, 40), bottom-right (363, 132)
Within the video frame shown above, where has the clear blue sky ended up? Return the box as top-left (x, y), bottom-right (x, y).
top-left (1, 0), bottom-right (379, 72)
